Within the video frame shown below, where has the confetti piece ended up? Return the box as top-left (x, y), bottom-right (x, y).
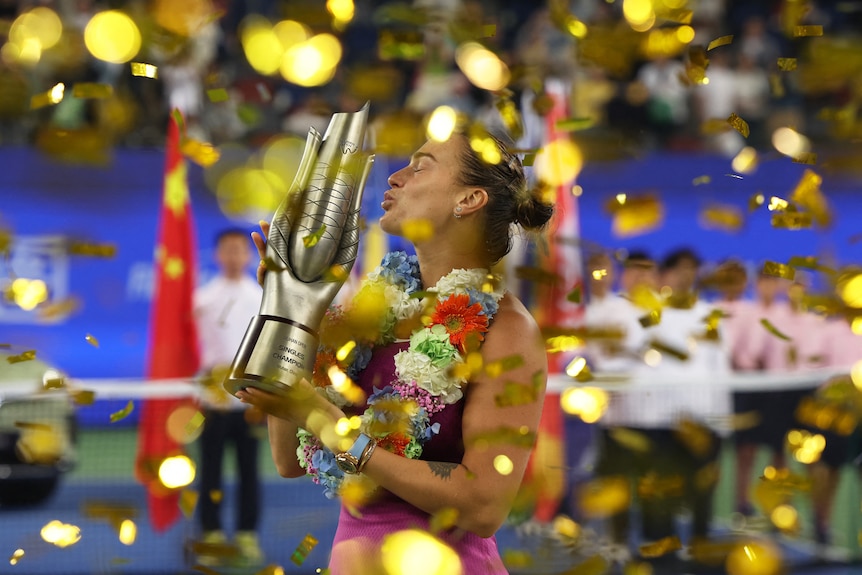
top-left (485, 354), bottom-right (525, 378)
top-left (7, 350), bottom-right (36, 363)
top-left (578, 477), bottom-right (630, 518)
top-left (771, 211), bottom-right (813, 229)
top-left (290, 533), bottom-right (318, 566)
top-left (727, 113), bottom-right (750, 138)
top-left (793, 25), bottom-right (823, 37)
top-left (777, 57), bottom-right (797, 71)
top-left (522, 152), bottom-right (536, 167)
top-left (555, 117), bottom-right (596, 132)
top-left (429, 508), bottom-right (459, 533)
top-left (469, 426), bottom-right (535, 448)
top-left (302, 225), bottom-right (327, 248)
top-left (495, 94), bottom-right (523, 141)
top-left (400, 218), bottom-right (434, 243)
top-left (85, 333), bottom-right (99, 348)
top-left (792, 152), bottom-right (817, 165)
top-left (649, 338), bottom-right (689, 360)
top-left (700, 204), bottom-right (744, 232)
top-left (760, 318), bottom-right (792, 341)
top-left (790, 169), bottom-right (830, 227)
top-left (707, 35), bottom-right (733, 51)
top-left (502, 549), bottom-right (533, 568)
top-left (494, 373), bottom-right (542, 407)
top-left (674, 419), bottom-right (715, 457)
top-left (68, 241), bottom-right (117, 258)
top-left (180, 138), bottom-right (220, 167)
top-left (609, 427), bottom-right (652, 453)
top-left (109, 400), bottom-right (135, 423)
top-left (692, 175), bottom-right (711, 185)
top-left (748, 193), bottom-right (765, 211)
top-left (640, 535), bottom-right (682, 558)
top-left (787, 256), bottom-right (835, 276)
top-left (131, 62), bottom-right (158, 78)
top-left (70, 389), bottom-right (96, 405)
top-left (72, 83), bottom-right (114, 99)
top-left (206, 88), bottom-right (229, 103)
top-left (607, 193), bottom-right (664, 238)
top-left (179, 489), bottom-right (199, 518)
top-left (566, 285), bottom-right (581, 303)
top-left (30, 83), bottom-right (65, 109)
top-left (9, 548), bottom-right (24, 565)
top-left (770, 72), bottom-right (786, 98)
top-left (700, 118), bottom-right (732, 135)
top-left (762, 261), bottom-right (796, 280)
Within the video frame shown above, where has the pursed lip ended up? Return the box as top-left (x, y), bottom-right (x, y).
top-left (381, 191), bottom-right (395, 210)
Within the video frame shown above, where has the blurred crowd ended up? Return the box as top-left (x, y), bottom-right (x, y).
top-left (1, 0), bottom-right (861, 159)
top-left (574, 244), bottom-right (861, 558)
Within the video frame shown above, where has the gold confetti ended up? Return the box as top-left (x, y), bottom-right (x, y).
top-left (748, 193), bottom-right (765, 211)
top-left (555, 117), bottom-right (596, 132)
top-left (131, 62), bottom-right (158, 78)
top-left (206, 88), bottom-right (229, 103)
top-left (495, 373), bottom-right (542, 407)
top-left (290, 533), bottom-right (318, 566)
top-left (771, 211), bottom-right (813, 229)
top-left (692, 175), bottom-right (711, 185)
top-left (502, 549), bottom-right (533, 568)
top-left (566, 555), bottom-right (608, 575)
top-left (790, 169), bottom-right (830, 227)
top-left (578, 477), bottom-right (630, 518)
top-left (72, 83), bottom-right (114, 99)
top-left (302, 225), bottom-right (327, 248)
top-left (777, 57), bottom-right (797, 71)
top-left (68, 241), bottom-right (117, 258)
top-left (180, 138), bottom-right (220, 167)
top-left (429, 507), bottom-right (459, 533)
top-left (7, 350), bottom-right (36, 363)
top-left (609, 427), bottom-right (652, 453)
top-left (760, 318), bottom-right (792, 341)
top-left (727, 113), bottom-right (750, 138)
top-left (762, 261), bottom-right (796, 280)
top-left (649, 338), bottom-right (689, 360)
top-left (566, 285), bottom-right (581, 303)
top-left (70, 389), bottom-right (96, 405)
top-left (700, 118), bottom-right (732, 135)
top-left (400, 218), bottom-right (434, 243)
top-left (674, 419), bottom-right (715, 457)
top-left (787, 256), bottom-right (835, 276)
top-left (792, 152), bottom-right (817, 165)
top-left (180, 489), bottom-right (199, 518)
top-left (9, 548), bottom-right (24, 565)
top-left (482, 24), bottom-right (497, 37)
top-left (640, 535), bottom-right (682, 558)
top-left (607, 193), bottom-right (664, 237)
top-left (30, 83), bottom-right (65, 109)
top-left (700, 204), bottom-right (744, 232)
top-left (485, 354), bottom-right (525, 378)
top-left (469, 426), bottom-right (535, 449)
top-left (85, 333), bottom-right (99, 348)
top-left (793, 25), bottom-right (823, 37)
top-left (707, 35), bottom-right (734, 51)
top-left (109, 400), bottom-right (135, 423)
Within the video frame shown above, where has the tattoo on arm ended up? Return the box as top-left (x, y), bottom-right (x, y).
top-left (426, 461), bottom-right (457, 480)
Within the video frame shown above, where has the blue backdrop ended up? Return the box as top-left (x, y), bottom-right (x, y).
top-left (2, 147), bottom-right (859, 424)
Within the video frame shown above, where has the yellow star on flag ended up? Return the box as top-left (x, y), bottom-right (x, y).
top-left (163, 162), bottom-right (189, 218)
top-left (164, 256), bottom-right (185, 279)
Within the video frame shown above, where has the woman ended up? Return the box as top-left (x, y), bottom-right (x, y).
top-left (237, 131), bottom-right (554, 574)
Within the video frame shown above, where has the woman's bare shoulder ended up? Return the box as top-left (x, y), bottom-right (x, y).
top-left (487, 293), bottom-right (543, 345)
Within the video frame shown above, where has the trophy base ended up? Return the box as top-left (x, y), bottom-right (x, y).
top-left (223, 314), bottom-right (318, 398)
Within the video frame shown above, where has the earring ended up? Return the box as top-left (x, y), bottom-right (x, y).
top-left (454, 206), bottom-right (463, 219)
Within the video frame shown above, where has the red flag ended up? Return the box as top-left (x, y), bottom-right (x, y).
top-left (525, 79), bottom-right (584, 522)
top-left (135, 113), bottom-right (200, 531)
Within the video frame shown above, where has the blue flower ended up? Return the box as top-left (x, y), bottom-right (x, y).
top-left (380, 251), bottom-right (421, 293)
top-left (346, 345), bottom-right (373, 380)
top-left (467, 287), bottom-right (499, 317)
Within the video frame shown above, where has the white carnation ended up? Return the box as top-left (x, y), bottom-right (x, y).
top-left (384, 284), bottom-right (423, 321)
top-left (393, 349), bottom-right (465, 404)
top-left (434, 268), bottom-right (488, 296)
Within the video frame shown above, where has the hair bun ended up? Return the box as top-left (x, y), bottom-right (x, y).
top-left (514, 193), bottom-right (554, 231)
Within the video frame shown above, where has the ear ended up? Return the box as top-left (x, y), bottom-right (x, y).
top-left (455, 187), bottom-right (488, 217)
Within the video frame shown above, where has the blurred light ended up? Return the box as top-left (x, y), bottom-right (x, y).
top-left (565, 357), bottom-right (588, 378)
top-left (535, 139), bottom-right (583, 187)
top-left (702, 77), bottom-right (710, 85)
top-left (852, 317), bottom-right (862, 335)
top-left (623, 0), bottom-right (656, 31)
top-left (770, 504), bottom-right (798, 531)
top-left (42, 368), bottom-right (64, 389)
top-left (572, 185), bottom-right (584, 197)
top-left (851, 360), bottom-right (862, 390)
top-left (644, 349), bottom-right (662, 367)
top-left (839, 274), bottom-right (862, 308)
top-left (240, 16), bottom-right (282, 75)
top-left (216, 167), bottom-right (286, 223)
top-left (553, 515), bottom-right (581, 539)
top-left (327, 0), bottom-right (355, 28)
top-left (336, 340), bottom-right (356, 362)
top-left (591, 269), bottom-right (608, 280)
top-left (455, 42), bottom-right (510, 91)
top-left (731, 146), bottom-right (758, 174)
top-left (427, 106), bottom-right (458, 142)
top-left (166, 405), bottom-right (204, 444)
top-left (158, 455), bottom-right (195, 489)
top-left (84, 11), bottom-right (142, 64)
top-left (327, 365), bottom-right (349, 391)
top-left (561, 387), bottom-right (608, 423)
top-left (381, 529), bottom-right (462, 575)
top-left (10, 7), bottom-right (63, 51)
top-left (772, 127), bottom-right (810, 158)
top-left (11, 278), bottom-right (48, 311)
top-left (334, 417), bottom-right (351, 436)
top-left (40, 521), bottom-right (81, 548)
top-left (261, 135), bottom-right (305, 190)
top-left (616, 193), bottom-right (627, 204)
top-left (726, 540), bottom-right (782, 575)
top-left (676, 25), bottom-right (695, 43)
top-left (273, 19), bottom-right (309, 51)
top-left (281, 34), bottom-right (341, 87)
top-left (118, 519), bottom-right (137, 545)
top-left (566, 18), bottom-right (588, 39)
top-left (493, 455), bottom-right (514, 475)
top-left (767, 196), bottom-right (789, 212)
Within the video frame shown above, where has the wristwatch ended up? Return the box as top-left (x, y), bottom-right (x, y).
top-left (335, 433), bottom-right (375, 475)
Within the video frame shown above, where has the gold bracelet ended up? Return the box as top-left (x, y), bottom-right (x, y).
top-left (356, 439), bottom-right (377, 474)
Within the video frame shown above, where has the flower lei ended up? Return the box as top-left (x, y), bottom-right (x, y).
top-left (297, 251), bottom-right (505, 498)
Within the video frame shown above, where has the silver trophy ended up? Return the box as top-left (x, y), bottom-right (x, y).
top-left (224, 103), bottom-right (374, 396)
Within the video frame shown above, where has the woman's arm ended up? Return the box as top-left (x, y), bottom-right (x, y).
top-left (361, 295), bottom-right (547, 537)
top-left (267, 415), bottom-right (305, 478)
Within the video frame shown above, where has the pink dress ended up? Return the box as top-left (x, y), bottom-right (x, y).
top-left (327, 341), bottom-right (509, 574)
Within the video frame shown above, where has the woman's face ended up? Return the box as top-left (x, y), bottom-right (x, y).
top-left (380, 137), bottom-right (465, 240)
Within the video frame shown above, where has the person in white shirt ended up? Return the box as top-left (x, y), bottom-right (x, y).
top-left (194, 228), bottom-right (264, 567)
top-left (637, 248), bottom-right (731, 547)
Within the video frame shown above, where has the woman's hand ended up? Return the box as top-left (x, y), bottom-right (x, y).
top-left (251, 219), bottom-right (270, 287)
top-left (236, 379), bottom-right (348, 451)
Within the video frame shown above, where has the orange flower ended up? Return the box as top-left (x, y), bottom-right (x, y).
top-left (312, 349), bottom-right (338, 388)
top-left (430, 293), bottom-right (489, 353)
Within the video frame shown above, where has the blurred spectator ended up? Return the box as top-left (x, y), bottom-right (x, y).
top-left (637, 57), bottom-right (691, 148)
top-left (734, 50), bottom-right (772, 149)
top-left (694, 48), bottom-right (745, 156)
